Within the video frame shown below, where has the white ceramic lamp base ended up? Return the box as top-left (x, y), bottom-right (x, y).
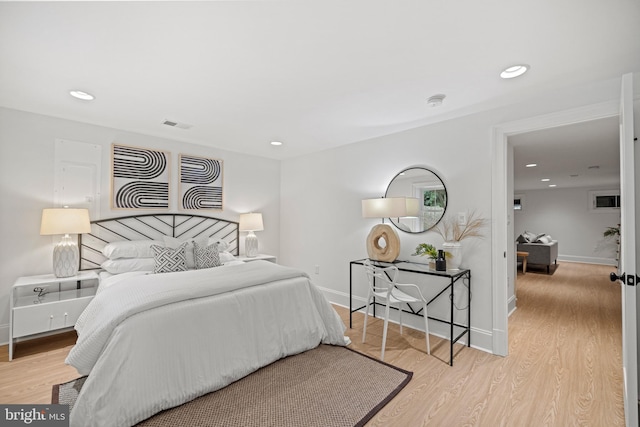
top-left (245, 231), bottom-right (259, 257)
top-left (53, 235), bottom-right (80, 278)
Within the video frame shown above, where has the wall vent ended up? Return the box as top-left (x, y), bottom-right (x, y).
top-left (162, 119), bottom-right (192, 130)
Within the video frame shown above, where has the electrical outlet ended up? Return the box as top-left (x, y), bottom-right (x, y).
top-left (457, 212), bottom-right (466, 225)
top-left (315, 265), bottom-right (320, 275)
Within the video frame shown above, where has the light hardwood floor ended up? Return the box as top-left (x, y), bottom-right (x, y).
top-left (345, 261), bottom-right (624, 426)
top-left (0, 262), bottom-right (624, 426)
top-left (0, 331), bottom-right (78, 404)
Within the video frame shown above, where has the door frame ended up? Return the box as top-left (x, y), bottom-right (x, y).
top-left (618, 72), bottom-right (637, 427)
top-left (490, 100), bottom-right (619, 356)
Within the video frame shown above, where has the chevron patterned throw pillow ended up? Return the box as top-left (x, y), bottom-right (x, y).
top-left (151, 243), bottom-right (188, 273)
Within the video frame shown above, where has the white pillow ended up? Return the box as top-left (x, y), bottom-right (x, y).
top-left (219, 251), bottom-right (236, 263)
top-left (208, 238), bottom-right (235, 262)
top-left (102, 240), bottom-right (163, 259)
top-left (101, 258), bottom-right (155, 274)
top-left (209, 238), bottom-right (230, 252)
top-left (535, 234), bottom-right (553, 244)
top-left (163, 235), bottom-right (209, 269)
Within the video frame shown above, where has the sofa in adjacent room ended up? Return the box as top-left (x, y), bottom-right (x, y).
top-left (516, 231), bottom-right (558, 274)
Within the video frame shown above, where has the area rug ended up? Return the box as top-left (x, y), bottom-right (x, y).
top-left (53, 345), bottom-right (412, 427)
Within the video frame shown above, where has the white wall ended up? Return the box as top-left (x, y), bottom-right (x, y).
top-left (514, 187), bottom-right (620, 265)
top-left (280, 77), bottom-right (623, 354)
top-left (0, 107), bottom-right (281, 343)
top-left (281, 113), bottom-right (496, 352)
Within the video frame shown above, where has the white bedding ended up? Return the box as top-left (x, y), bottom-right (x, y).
top-left (66, 261), bottom-right (349, 427)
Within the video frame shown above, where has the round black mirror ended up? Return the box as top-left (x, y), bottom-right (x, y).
top-left (385, 167), bottom-right (447, 233)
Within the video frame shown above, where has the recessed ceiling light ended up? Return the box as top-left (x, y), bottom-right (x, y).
top-left (541, 178), bottom-right (550, 182)
top-left (270, 141), bottom-right (283, 146)
top-left (500, 64), bottom-right (529, 79)
top-left (526, 163), bottom-right (537, 168)
top-left (426, 94), bottom-right (446, 107)
top-left (549, 184), bottom-right (557, 187)
top-left (69, 90), bottom-right (95, 101)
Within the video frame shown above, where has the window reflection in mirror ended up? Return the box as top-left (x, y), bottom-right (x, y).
top-left (385, 167), bottom-right (448, 233)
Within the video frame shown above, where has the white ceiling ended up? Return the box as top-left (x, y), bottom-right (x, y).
top-left (511, 116), bottom-right (620, 192)
top-left (0, 1), bottom-right (639, 160)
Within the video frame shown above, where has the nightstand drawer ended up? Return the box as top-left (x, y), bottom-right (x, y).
top-left (12, 297), bottom-right (91, 338)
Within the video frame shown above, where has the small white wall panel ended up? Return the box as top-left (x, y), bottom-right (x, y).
top-left (54, 139), bottom-right (101, 217)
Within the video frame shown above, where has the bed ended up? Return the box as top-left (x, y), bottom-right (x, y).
top-left (66, 214), bottom-right (349, 427)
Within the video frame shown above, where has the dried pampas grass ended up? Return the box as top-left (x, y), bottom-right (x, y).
top-left (435, 210), bottom-right (488, 242)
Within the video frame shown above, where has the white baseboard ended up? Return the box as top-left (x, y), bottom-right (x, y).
top-left (0, 323), bottom-right (8, 346)
top-left (318, 286), bottom-right (354, 309)
top-left (318, 285), bottom-right (494, 355)
top-left (558, 255), bottom-right (617, 266)
top-left (508, 295), bottom-right (517, 316)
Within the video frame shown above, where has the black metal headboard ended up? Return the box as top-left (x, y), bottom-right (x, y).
top-left (79, 214), bottom-right (239, 270)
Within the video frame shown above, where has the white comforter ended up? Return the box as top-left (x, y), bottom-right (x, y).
top-left (65, 261), bottom-right (349, 427)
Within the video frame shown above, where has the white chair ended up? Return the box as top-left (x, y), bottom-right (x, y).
top-left (361, 259), bottom-right (431, 361)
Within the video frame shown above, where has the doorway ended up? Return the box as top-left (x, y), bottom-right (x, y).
top-left (490, 101), bottom-right (620, 356)
top-left (510, 116), bottom-right (620, 275)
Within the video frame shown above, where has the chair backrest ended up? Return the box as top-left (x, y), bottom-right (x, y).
top-left (363, 259), bottom-right (398, 294)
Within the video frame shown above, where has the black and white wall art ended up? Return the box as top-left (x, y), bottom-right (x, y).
top-left (111, 144), bottom-right (170, 209)
top-left (179, 154), bottom-right (223, 210)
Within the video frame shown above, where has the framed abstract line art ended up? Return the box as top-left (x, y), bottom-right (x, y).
top-left (179, 154), bottom-right (223, 210)
top-left (111, 144), bottom-right (170, 209)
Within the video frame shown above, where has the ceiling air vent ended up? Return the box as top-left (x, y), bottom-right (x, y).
top-left (162, 119), bottom-right (192, 130)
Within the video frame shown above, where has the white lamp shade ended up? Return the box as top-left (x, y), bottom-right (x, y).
top-left (239, 213), bottom-right (264, 232)
top-left (40, 208), bottom-right (91, 235)
top-left (404, 197), bottom-right (420, 217)
top-left (361, 197), bottom-right (407, 218)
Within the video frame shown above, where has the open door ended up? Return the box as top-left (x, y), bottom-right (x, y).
top-left (612, 72), bottom-right (638, 427)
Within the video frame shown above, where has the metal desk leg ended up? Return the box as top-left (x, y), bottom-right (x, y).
top-left (349, 262), bottom-right (353, 328)
top-left (450, 278), bottom-right (454, 366)
top-left (467, 272), bottom-right (471, 348)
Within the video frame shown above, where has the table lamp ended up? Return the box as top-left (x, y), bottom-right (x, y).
top-left (404, 197), bottom-right (420, 217)
top-left (361, 197), bottom-right (406, 262)
top-left (40, 208), bottom-right (91, 277)
top-left (239, 212), bottom-right (264, 257)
